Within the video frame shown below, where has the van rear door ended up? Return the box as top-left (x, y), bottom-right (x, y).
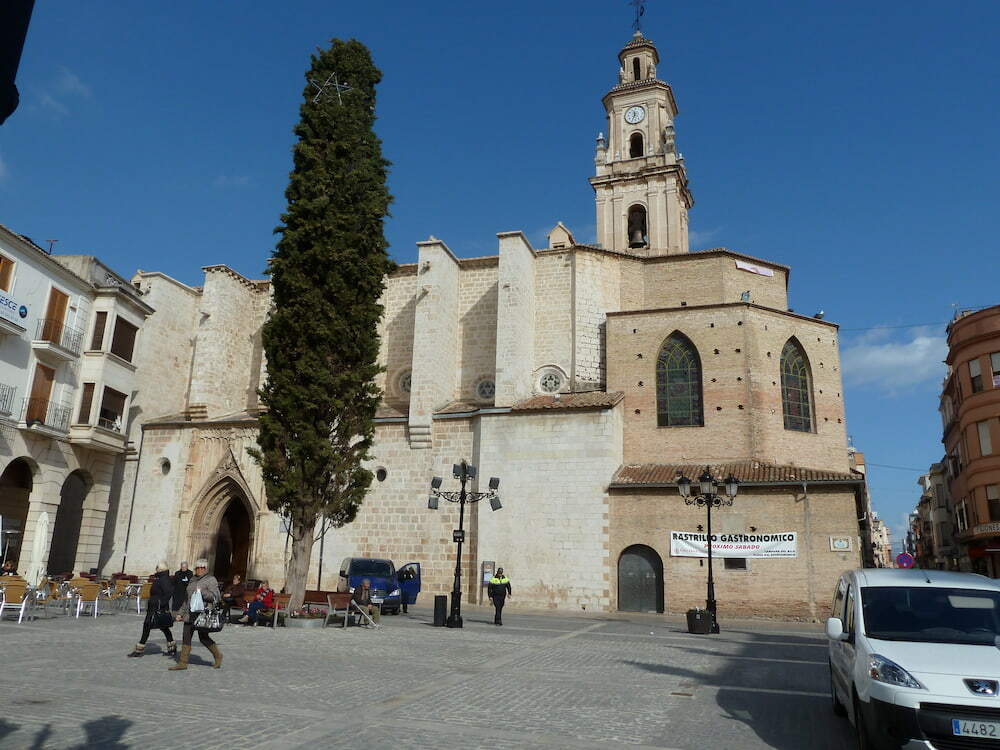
top-left (399, 562), bottom-right (421, 605)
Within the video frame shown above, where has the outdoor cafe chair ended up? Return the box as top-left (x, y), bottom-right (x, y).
top-left (0, 579), bottom-right (32, 623)
top-left (75, 581), bottom-right (102, 618)
top-left (130, 582), bottom-right (151, 614)
top-left (50, 580), bottom-right (78, 615)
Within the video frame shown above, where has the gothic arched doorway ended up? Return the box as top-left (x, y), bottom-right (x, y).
top-left (618, 544), bottom-right (664, 613)
top-left (48, 471), bottom-right (90, 575)
top-left (213, 498), bottom-right (251, 582)
top-left (0, 459), bottom-right (33, 572)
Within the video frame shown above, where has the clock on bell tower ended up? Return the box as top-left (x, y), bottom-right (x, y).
top-left (589, 31), bottom-right (693, 256)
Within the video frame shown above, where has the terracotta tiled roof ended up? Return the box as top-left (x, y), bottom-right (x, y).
top-left (435, 401), bottom-right (481, 415)
top-left (375, 404), bottom-right (407, 419)
top-left (512, 391), bottom-right (624, 412)
top-left (611, 461), bottom-right (862, 486)
top-left (622, 32), bottom-right (655, 50)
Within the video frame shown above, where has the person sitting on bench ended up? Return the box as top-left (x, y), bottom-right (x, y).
top-left (352, 579), bottom-right (380, 626)
top-left (221, 574), bottom-right (245, 611)
top-left (239, 581), bottom-right (274, 625)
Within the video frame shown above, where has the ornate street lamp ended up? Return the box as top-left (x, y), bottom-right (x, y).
top-left (677, 466), bottom-right (739, 634)
top-left (428, 460), bottom-right (501, 628)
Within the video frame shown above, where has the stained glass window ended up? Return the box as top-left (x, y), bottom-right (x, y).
top-left (656, 333), bottom-right (703, 427)
top-left (781, 339), bottom-right (813, 432)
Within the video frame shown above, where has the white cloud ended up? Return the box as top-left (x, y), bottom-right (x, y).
top-left (689, 225), bottom-right (723, 249)
top-left (32, 67), bottom-right (91, 119)
top-left (56, 67), bottom-right (92, 98)
top-left (213, 175), bottom-right (251, 188)
top-left (38, 92), bottom-right (69, 117)
top-left (841, 326), bottom-right (947, 393)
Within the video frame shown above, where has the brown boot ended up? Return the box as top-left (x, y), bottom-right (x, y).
top-left (165, 641), bottom-right (176, 657)
top-left (168, 644), bottom-right (191, 670)
top-left (207, 643), bottom-right (222, 669)
top-left (126, 643), bottom-right (145, 658)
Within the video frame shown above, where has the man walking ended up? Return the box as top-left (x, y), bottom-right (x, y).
top-left (487, 568), bottom-right (511, 626)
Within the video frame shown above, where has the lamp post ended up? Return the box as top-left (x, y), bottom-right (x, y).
top-left (428, 460), bottom-right (501, 628)
top-left (676, 467), bottom-right (739, 634)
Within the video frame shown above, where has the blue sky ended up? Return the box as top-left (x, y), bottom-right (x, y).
top-left (4, 1), bottom-right (999, 550)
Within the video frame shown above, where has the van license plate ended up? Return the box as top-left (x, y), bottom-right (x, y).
top-left (371, 597), bottom-right (383, 604)
top-left (953, 719), bottom-right (1000, 737)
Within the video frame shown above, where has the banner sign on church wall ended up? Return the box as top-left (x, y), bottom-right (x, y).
top-left (670, 531), bottom-right (798, 558)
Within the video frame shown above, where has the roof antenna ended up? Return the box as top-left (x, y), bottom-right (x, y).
top-left (46, 239), bottom-right (58, 254)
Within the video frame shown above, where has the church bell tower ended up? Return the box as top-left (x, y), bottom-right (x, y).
top-left (589, 31), bottom-right (693, 256)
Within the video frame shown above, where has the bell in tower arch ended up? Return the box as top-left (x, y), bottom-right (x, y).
top-left (627, 204), bottom-right (648, 248)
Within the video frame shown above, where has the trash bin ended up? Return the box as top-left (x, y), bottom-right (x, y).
top-left (686, 608), bottom-right (711, 634)
top-left (433, 595), bottom-right (448, 627)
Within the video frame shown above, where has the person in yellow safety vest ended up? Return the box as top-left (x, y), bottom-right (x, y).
top-left (487, 568), bottom-right (512, 626)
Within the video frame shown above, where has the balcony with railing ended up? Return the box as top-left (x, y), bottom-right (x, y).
top-left (0, 382), bottom-right (15, 417)
top-left (31, 318), bottom-right (84, 363)
top-left (68, 385), bottom-right (128, 453)
top-left (21, 397), bottom-right (71, 433)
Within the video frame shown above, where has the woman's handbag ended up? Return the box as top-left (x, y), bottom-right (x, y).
top-left (193, 602), bottom-right (225, 633)
top-left (149, 604), bottom-right (173, 630)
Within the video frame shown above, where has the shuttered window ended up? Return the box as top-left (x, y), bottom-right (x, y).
top-left (110, 317), bottom-right (138, 362)
top-left (0, 255), bottom-right (13, 292)
top-left (78, 383), bottom-right (95, 424)
top-left (90, 311), bottom-right (107, 350)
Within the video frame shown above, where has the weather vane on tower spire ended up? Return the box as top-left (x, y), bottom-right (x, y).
top-left (630, 0), bottom-right (646, 33)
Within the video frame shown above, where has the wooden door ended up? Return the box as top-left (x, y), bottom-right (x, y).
top-left (26, 364), bottom-right (55, 422)
top-left (42, 288), bottom-right (69, 343)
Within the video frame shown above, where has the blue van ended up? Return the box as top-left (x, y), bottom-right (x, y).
top-left (337, 558), bottom-right (421, 615)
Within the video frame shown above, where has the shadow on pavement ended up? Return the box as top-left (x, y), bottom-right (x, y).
top-left (0, 715), bottom-right (131, 750)
top-left (625, 631), bottom-right (856, 750)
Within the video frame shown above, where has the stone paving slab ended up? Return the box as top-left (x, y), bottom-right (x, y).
top-left (0, 606), bottom-right (854, 749)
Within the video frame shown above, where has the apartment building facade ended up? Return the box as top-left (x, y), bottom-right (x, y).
top-left (0, 225), bottom-right (152, 582)
top-left (941, 305), bottom-right (1000, 575)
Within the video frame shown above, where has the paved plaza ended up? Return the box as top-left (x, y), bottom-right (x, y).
top-left (0, 604), bottom-right (855, 749)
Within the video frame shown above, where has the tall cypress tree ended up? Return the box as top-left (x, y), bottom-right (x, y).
top-left (250, 39), bottom-right (393, 609)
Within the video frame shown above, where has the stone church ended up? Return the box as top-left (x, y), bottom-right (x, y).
top-left (106, 32), bottom-right (864, 620)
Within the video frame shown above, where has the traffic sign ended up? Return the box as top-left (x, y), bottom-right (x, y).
top-left (896, 552), bottom-right (915, 569)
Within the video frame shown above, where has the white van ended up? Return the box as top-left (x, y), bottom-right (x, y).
top-left (827, 568), bottom-right (1000, 749)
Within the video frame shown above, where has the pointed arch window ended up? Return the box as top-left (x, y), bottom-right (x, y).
top-left (781, 338), bottom-right (814, 432)
top-left (656, 333), bottom-right (703, 427)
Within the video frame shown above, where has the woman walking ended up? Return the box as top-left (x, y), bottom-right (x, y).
top-left (127, 563), bottom-right (175, 658)
top-left (169, 558), bottom-right (222, 671)
top-left (171, 561), bottom-right (193, 613)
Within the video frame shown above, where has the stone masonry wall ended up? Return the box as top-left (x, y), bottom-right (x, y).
top-left (410, 241), bottom-right (460, 442)
top-left (641, 253), bottom-right (788, 311)
top-left (476, 406), bottom-right (624, 611)
top-left (378, 267), bottom-right (417, 403)
top-left (533, 250), bottom-right (572, 383)
top-left (609, 485), bottom-right (861, 620)
top-left (607, 303), bottom-right (849, 473)
top-left (494, 233), bottom-right (535, 407)
top-left (188, 268), bottom-right (266, 418)
top-left (573, 250), bottom-right (625, 390)
top-left (456, 260), bottom-right (498, 404)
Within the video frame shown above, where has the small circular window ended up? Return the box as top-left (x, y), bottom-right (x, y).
top-left (398, 371), bottom-right (412, 395)
top-left (475, 379), bottom-right (495, 401)
top-left (539, 371), bottom-right (563, 394)
top-left (159, 458), bottom-right (171, 476)
top-left (375, 467), bottom-right (388, 482)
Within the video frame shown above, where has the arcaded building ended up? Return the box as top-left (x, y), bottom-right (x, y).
top-left (106, 32), bottom-right (864, 620)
